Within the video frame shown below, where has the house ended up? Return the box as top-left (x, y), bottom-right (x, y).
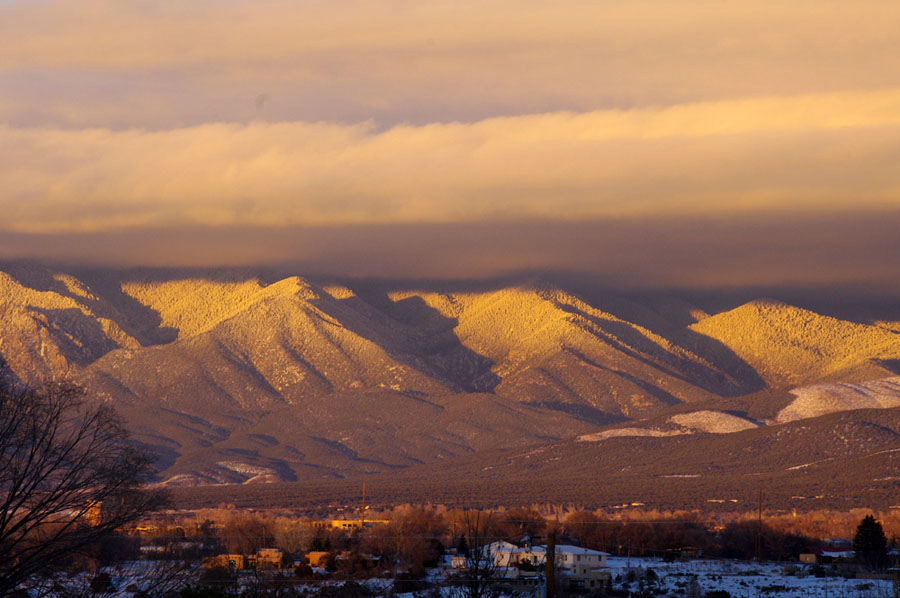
top-left (306, 551), bottom-right (330, 567)
top-left (483, 542), bottom-right (611, 590)
top-left (553, 545), bottom-right (609, 571)
top-left (256, 548), bottom-right (284, 569)
top-left (334, 551), bottom-right (381, 571)
top-left (202, 554), bottom-right (245, 570)
top-left (329, 519), bottom-right (391, 529)
top-left (801, 547), bottom-right (855, 564)
top-left (486, 541), bottom-right (525, 567)
top-left (533, 545), bottom-right (611, 589)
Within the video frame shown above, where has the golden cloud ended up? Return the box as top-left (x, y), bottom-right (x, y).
top-left (2, 89), bottom-right (900, 234)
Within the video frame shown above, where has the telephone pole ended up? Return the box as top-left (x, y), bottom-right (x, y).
top-left (360, 483), bottom-right (366, 528)
top-left (546, 530), bottom-right (556, 598)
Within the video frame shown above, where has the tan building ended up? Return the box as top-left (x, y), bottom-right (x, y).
top-left (202, 554), bottom-right (245, 570)
top-left (306, 551), bottom-right (330, 567)
top-left (329, 519), bottom-right (390, 530)
top-left (256, 548), bottom-right (284, 569)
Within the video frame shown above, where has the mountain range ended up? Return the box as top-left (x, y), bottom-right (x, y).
top-left (2, 263), bottom-right (900, 508)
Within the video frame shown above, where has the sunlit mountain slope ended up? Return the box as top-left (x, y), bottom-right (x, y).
top-left (689, 299), bottom-right (900, 388)
top-left (83, 276), bottom-right (450, 412)
top-left (3, 264), bottom-right (900, 486)
top-left (0, 267), bottom-right (139, 383)
top-left (389, 282), bottom-right (755, 420)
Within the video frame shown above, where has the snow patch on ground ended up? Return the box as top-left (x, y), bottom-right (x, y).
top-left (578, 410), bottom-right (757, 442)
top-left (669, 410), bottom-right (758, 433)
top-left (577, 428), bottom-right (685, 442)
top-left (778, 376), bottom-right (900, 423)
top-left (216, 461), bottom-right (278, 477)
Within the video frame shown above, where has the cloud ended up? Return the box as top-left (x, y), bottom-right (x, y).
top-left (2, 89), bottom-right (900, 234)
top-left (2, 0), bottom-right (900, 127)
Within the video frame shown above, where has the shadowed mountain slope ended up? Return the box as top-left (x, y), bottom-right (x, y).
top-left (170, 407), bottom-right (900, 511)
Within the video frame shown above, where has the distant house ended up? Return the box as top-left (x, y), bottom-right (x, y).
top-left (306, 551), bottom-right (330, 567)
top-left (800, 547), bottom-right (855, 564)
top-left (486, 541), bottom-right (523, 567)
top-left (485, 541), bottom-right (611, 590)
top-left (329, 519), bottom-right (390, 529)
top-left (256, 548), bottom-right (284, 569)
top-left (202, 554), bottom-right (245, 570)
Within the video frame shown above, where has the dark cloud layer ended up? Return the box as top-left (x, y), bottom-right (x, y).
top-left (2, 213), bottom-right (899, 299)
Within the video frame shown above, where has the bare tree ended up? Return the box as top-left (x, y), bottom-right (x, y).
top-left (0, 373), bottom-right (166, 595)
top-left (455, 511), bottom-right (500, 598)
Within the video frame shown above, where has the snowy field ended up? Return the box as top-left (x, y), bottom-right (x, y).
top-left (606, 556), bottom-right (896, 598)
top-left (30, 557), bottom-right (898, 598)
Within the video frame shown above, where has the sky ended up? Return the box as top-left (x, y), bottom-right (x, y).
top-left (1, 0), bottom-right (900, 291)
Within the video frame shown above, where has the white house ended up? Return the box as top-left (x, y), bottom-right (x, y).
top-left (482, 542), bottom-right (610, 589)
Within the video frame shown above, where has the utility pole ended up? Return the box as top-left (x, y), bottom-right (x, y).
top-left (546, 530), bottom-right (556, 598)
top-left (360, 483), bottom-right (366, 528)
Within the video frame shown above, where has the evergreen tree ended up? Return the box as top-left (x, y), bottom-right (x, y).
top-left (853, 515), bottom-right (888, 571)
top-left (457, 534), bottom-right (469, 556)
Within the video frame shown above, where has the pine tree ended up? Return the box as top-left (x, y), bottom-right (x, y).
top-left (853, 514), bottom-right (888, 571)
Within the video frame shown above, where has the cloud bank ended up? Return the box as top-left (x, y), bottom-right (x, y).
top-left (3, 89), bottom-right (900, 233)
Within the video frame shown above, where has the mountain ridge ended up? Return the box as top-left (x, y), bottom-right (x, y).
top-left (2, 263), bottom-right (900, 490)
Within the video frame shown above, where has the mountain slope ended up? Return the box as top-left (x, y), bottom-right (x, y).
top-left (83, 276), bottom-right (450, 412)
top-left (0, 268), bottom-right (139, 383)
top-left (4, 264), bottom-right (900, 487)
top-left (352, 407), bottom-right (900, 510)
top-left (689, 299), bottom-right (900, 388)
top-left (388, 283), bottom-right (758, 420)
top-left (171, 407), bottom-right (900, 511)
